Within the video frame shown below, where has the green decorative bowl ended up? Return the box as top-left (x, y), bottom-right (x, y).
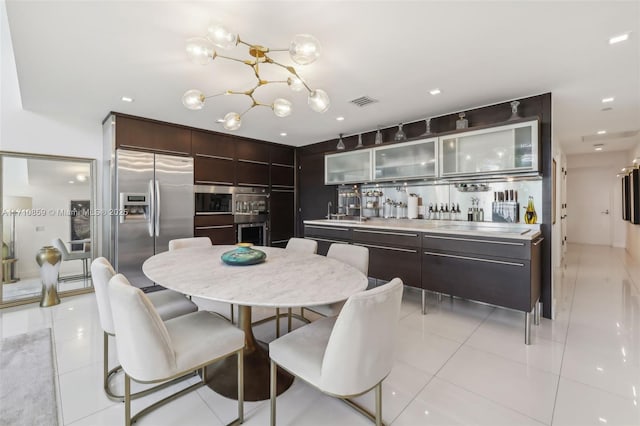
top-left (221, 243), bottom-right (266, 266)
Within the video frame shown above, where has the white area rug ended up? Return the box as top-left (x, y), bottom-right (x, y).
top-left (0, 328), bottom-right (58, 426)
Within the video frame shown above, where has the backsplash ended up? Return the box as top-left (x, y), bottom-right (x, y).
top-left (359, 178), bottom-right (543, 224)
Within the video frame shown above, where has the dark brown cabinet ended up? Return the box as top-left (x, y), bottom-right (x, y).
top-left (422, 233), bottom-right (542, 312)
top-left (237, 160), bottom-right (269, 187)
top-left (352, 228), bottom-right (421, 288)
top-left (270, 190), bottom-right (295, 247)
top-left (304, 225), bottom-right (352, 256)
top-left (192, 131), bottom-right (235, 159)
top-left (194, 156), bottom-right (236, 186)
top-left (115, 116), bottom-right (191, 155)
top-left (271, 164), bottom-right (295, 188)
top-left (271, 145), bottom-right (295, 166)
top-left (236, 139), bottom-right (270, 163)
top-left (194, 215), bottom-right (235, 245)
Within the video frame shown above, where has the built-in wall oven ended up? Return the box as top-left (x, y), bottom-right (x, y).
top-left (234, 187), bottom-right (268, 245)
top-left (194, 185), bottom-right (234, 215)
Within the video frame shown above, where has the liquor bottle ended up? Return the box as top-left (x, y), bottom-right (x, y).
top-left (524, 196), bottom-right (537, 224)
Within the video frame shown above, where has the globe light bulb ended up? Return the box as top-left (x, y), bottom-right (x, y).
top-left (308, 89), bottom-right (330, 113)
top-left (273, 98), bottom-right (293, 117)
top-left (223, 112), bottom-right (241, 130)
top-left (287, 76), bottom-right (305, 92)
top-left (289, 34), bottom-right (321, 65)
top-left (182, 89), bottom-right (205, 110)
top-left (207, 23), bottom-right (238, 50)
top-left (185, 37), bottom-right (215, 65)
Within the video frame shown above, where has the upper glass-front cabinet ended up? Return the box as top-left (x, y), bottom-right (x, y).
top-left (373, 138), bottom-right (437, 181)
top-left (325, 150), bottom-right (372, 184)
top-left (440, 120), bottom-right (539, 177)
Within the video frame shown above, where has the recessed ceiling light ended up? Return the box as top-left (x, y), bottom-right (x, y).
top-left (429, 88), bottom-right (441, 95)
top-left (68, 180), bottom-right (75, 184)
top-left (594, 145), bottom-right (603, 151)
top-left (216, 118), bottom-right (225, 123)
top-left (76, 174), bottom-right (87, 182)
top-left (336, 116), bottom-right (345, 121)
top-left (280, 132), bottom-right (287, 137)
top-left (121, 96), bottom-right (134, 103)
top-left (602, 97), bottom-right (615, 103)
top-left (609, 33), bottom-right (630, 44)
top-left (597, 130), bottom-right (607, 135)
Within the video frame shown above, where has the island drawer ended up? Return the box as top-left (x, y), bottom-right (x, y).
top-left (423, 233), bottom-right (536, 260)
top-left (352, 228), bottom-right (421, 248)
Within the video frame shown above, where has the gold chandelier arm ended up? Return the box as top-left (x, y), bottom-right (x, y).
top-left (264, 57), bottom-right (312, 92)
top-left (239, 104), bottom-right (256, 117)
top-left (216, 53), bottom-right (255, 65)
top-left (203, 92), bottom-right (228, 99)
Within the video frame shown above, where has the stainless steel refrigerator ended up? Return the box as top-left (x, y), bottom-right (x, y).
top-left (105, 149), bottom-right (194, 288)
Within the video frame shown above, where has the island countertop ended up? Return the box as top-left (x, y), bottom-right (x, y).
top-left (303, 218), bottom-right (542, 240)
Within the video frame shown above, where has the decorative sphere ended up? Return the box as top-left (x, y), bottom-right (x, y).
top-left (273, 98), bottom-right (293, 117)
top-left (289, 34), bottom-right (321, 65)
top-left (287, 76), bottom-right (305, 92)
top-left (308, 89), bottom-right (330, 113)
top-left (182, 89), bottom-right (205, 110)
top-left (207, 23), bottom-right (238, 50)
top-left (223, 112), bottom-right (242, 130)
top-left (185, 37), bottom-right (215, 65)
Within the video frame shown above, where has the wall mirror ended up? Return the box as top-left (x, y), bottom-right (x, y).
top-left (1, 152), bottom-right (96, 307)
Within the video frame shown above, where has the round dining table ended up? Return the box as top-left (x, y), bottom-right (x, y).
top-left (142, 245), bottom-right (368, 401)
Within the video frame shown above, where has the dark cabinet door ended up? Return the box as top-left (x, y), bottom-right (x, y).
top-left (194, 215), bottom-right (235, 245)
top-left (354, 242), bottom-right (421, 288)
top-left (237, 160), bottom-right (269, 187)
top-left (298, 153), bottom-right (336, 235)
top-left (270, 190), bottom-right (295, 245)
top-left (194, 156), bottom-right (236, 186)
top-left (271, 164), bottom-right (295, 188)
top-left (271, 145), bottom-right (295, 166)
top-left (192, 130), bottom-right (235, 159)
top-left (115, 116), bottom-right (191, 155)
top-left (236, 139), bottom-right (271, 163)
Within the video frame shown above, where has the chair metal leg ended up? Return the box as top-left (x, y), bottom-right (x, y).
top-left (375, 382), bottom-right (382, 426)
top-left (275, 308), bottom-right (281, 338)
top-left (270, 360), bottom-right (277, 426)
top-left (124, 373), bottom-right (131, 426)
top-left (287, 308), bottom-right (292, 332)
top-left (421, 289), bottom-right (426, 315)
top-left (230, 304), bottom-right (234, 324)
top-left (525, 310), bottom-right (532, 345)
top-left (534, 300), bottom-right (541, 326)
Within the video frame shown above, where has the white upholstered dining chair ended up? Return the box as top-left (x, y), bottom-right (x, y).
top-left (303, 243), bottom-right (369, 318)
top-left (274, 238), bottom-right (319, 336)
top-left (91, 257), bottom-right (198, 400)
top-left (52, 237), bottom-right (91, 280)
top-left (109, 273), bottom-right (245, 426)
top-left (167, 236), bottom-right (236, 322)
top-left (269, 278), bottom-right (404, 426)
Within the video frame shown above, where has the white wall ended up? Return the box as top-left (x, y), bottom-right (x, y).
top-left (566, 151), bottom-right (628, 248)
top-left (1, 1), bottom-right (103, 261)
top-left (627, 143), bottom-right (640, 262)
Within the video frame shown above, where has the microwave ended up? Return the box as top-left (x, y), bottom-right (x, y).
top-left (194, 185), bottom-right (233, 215)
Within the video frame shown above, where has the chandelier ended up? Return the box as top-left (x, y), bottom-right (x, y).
top-left (181, 23), bottom-right (330, 131)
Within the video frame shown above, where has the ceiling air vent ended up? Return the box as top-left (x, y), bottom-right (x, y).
top-left (349, 96), bottom-right (378, 107)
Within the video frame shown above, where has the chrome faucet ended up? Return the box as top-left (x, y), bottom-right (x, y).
top-left (355, 190), bottom-right (366, 222)
top-left (327, 201), bottom-right (332, 219)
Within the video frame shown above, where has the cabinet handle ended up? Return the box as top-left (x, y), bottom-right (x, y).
top-left (424, 234), bottom-right (525, 246)
top-left (272, 163), bottom-right (295, 168)
top-left (272, 185), bottom-right (295, 190)
top-left (423, 251), bottom-right (525, 267)
top-left (195, 153), bottom-right (234, 161)
top-left (310, 237), bottom-right (349, 244)
top-left (353, 243), bottom-right (417, 253)
top-left (271, 188), bottom-right (295, 193)
top-left (305, 225), bottom-right (350, 232)
top-left (238, 183), bottom-right (269, 188)
top-left (195, 225), bottom-right (234, 230)
top-left (238, 158), bottom-right (269, 165)
top-left (195, 212), bottom-right (233, 216)
top-left (532, 237), bottom-right (544, 246)
top-left (195, 180), bottom-right (234, 186)
top-left (353, 229), bottom-right (418, 238)
top-left (119, 145), bottom-right (189, 156)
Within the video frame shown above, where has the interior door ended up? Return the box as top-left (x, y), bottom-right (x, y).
top-left (566, 166), bottom-right (613, 246)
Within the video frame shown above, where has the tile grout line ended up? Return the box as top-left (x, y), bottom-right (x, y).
top-left (549, 246), bottom-right (581, 426)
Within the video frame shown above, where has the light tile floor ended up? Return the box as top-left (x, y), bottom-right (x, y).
top-left (1, 243), bottom-right (640, 425)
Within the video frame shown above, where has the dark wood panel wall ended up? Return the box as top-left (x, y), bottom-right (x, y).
top-left (296, 93), bottom-right (553, 318)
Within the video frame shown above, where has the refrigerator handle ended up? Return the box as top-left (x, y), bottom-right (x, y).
top-left (155, 180), bottom-right (161, 237)
top-left (147, 180), bottom-right (154, 237)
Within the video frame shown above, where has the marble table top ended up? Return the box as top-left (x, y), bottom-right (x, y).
top-left (142, 245), bottom-right (369, 308)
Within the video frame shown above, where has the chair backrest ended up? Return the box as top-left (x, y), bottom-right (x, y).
top-left (326, 243), bottom-right (369, 276)
top-left (91, 257), bottom-right (117, 334)
top-left (51, 238), bottom-right (70, 259)
top-left (109, 273), bottom-right (177, 381)
top-left (168, 237), bottom-right (212, 251)
top-left (285, 238), bottom-right (318, 254)
top-left (320, 278), bottom-right (403, 396)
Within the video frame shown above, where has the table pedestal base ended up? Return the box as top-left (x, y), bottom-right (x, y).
top-left (205, 305), bottom-right (293, 401)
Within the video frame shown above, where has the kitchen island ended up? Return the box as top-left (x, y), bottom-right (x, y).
top-left (304, 218), bottom-right (543, 344)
